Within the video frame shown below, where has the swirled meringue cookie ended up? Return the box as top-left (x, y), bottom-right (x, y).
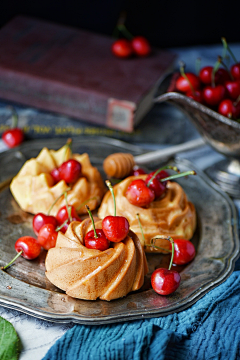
top-left (10, 145), bottom-right (105, 215)
top-left (45, 218), bottom-right (148, 301)
top-left (98, 175), bottom-right (196, 253)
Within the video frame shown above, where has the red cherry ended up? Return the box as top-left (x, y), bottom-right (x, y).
top-left (151, 268), bottom-right (181, 295)
top-left (125, 179), bottom-right (155, 207)
top-left (50, 167), bottom-right (61, 184)
top-left (199, 66), bottom-right (213, 85)
top-left (231, 63), bottom-right (240, 80)
top-left (58, 159), bottom-right (82, 184)
top-left (131, 166), bottom-right (146, 176)
top-left (186, 89), bottom-right (203, 103)
top-left (37, 224), bottom-right (58, 250)
top-left (84, 229), bottom-right (110, 251)
top-left (203, 85), bottom-right (226, 106)
top-left (102, 216), bottom-right (129, 242)
top-left (170, 239), bottom-right (196, 265)
top-left (56, 205), bottom-right (81, 225)
top-left (225, 80), bottom-right (240, 100)
top-left (32, 213), bottom-right (58, 235)
top-left (131, 36), bottom-right (151, 57)
top-left (215, 68), bottom-right (231, 85)
top-left (218, 99), bottom-right (240, 119)
top-left (145, 171), bottom-right (167, 198)
top-left (176, 73), bottom-right (200, 93)
top-left (111, 39), bottom-right (133, 58)
top-left (14, 236), bottom-right (41, 260)
top-left (2, 128), bottom-right (24, 148)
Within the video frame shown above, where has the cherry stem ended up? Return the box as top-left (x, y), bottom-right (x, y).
top-left (218, 56), bottom-right (233, 80)
top-left (117, 24), bottom-right (133, 40)
top-left (146, 166), bottom-right (179, 187)
top-left (47, 187), bottom-right (71, 215)
top-left (179, 61), bottom-right (196, 95)
top-left (136, 213), bottom-right (146, 246)
top-left (8, 106), bottom-right (18, 128)
top-left (64, 192), bottom-right (72, 222)
top-left (158, 170), bottom-right (196, 183)
top-left (151, 236), bottom-right (175, 270)
top-left (211, 57), bottom-right (222, 87)
top-left (221, 37), bottom-right (238, 63)
top-left (64, 138), bottom-right (73, 161)
top-left (55, 218), bottom-right (69, 232)
top-left (1, 250), bottom-right (23, 270)
top-left (106, 180), bottom-right (116, 217)
top-left (76, 196), bottom-right (98, 212)
top-left (195, 57), bottom-right (201, 76)
top-left (234, 95), bottom-right (240, 106)
top-left (86, 205), bottom-right (98, 238)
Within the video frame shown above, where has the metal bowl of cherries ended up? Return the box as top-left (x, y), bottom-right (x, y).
top-left (155, 40), bottom-right (240, 197)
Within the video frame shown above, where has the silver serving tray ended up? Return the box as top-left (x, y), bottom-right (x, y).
top-left (0, 137), bottom-right (239, 324)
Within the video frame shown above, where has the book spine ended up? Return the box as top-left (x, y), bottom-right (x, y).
top-left (0, 68), bottom-right (136, 132)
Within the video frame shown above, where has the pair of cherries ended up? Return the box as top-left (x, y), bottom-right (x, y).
top-left (84, 181), bottom-right (130, 251)
top-left (126, 167), bottom-right (196, 208)
top-left (151, 237), bottom-right (196, 295)
top-left (51, 158), bottom-right (82, 185)
top-left (33, 203), bottom-right (82, 250)
top-left (111, 24), bottom-right (151, 59)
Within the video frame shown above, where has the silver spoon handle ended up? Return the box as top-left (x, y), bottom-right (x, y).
top-left (134, 138), bottom-right (205, 165)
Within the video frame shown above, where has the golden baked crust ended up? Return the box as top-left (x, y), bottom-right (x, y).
top-left (10, 145), bottom-right (105, 215)
top-left (45, 219), bottom-right (148, 301)
top-left (98, 175), bottom-right (196, 253)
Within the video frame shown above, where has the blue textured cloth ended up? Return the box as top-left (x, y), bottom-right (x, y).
top-left (42, 263), bottom-right (240, 360)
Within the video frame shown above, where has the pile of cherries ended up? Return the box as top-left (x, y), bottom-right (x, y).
top-left (111, 24), bottom-right (151, 58)
top-left (173, 38), bottom-right (240, 120)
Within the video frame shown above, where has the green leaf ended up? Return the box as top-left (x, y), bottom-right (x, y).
top-left (0, 316), bottom-right (21, 360)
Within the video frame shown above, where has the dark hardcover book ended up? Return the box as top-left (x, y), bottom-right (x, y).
top-left (0, 16), bottom-right (176, 132)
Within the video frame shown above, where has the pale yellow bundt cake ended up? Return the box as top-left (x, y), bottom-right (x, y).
top-left (10, 144), bottom-right (105, 216)
top-left (98, 175), bottom-right (196, 253)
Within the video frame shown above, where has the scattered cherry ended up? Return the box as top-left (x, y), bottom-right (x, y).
top-left (56, 204), bottom-right (81, 233)
top-left (111, 39), bottom-right (133, 58)
top-left (170, 238), bottom-right (196, 265)
top-left (84, 205), bottom-right (110, 251)
top-left (32, 213), bottom-right (58, 235)
top-left (2, 108), bottom-right (24, 148)
top-left (1, 236), bottom-right (41, 270)
top-left (37, 224), bottom-right (58, 250)
top-left (151, 236), bottom-right (181, 295)
top-left (58, 159), bottom-right (82, 184)
top-left (102, 180), bottom-right (129, 242)
top-left (151, 268), bottom-right (181, 295)
top-left (131, 36), bottom-right (151, 57)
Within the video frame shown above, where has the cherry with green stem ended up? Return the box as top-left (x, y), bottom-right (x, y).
top-left (126, 169), bottom-right (196, 207)
top-left (102, 180), bottom-right (129, 242)
top-left (2, 106), bottom-right (24, 148)
top-left (1, 236), bottom-right (41, 270)
top-left (151, 236), bottom-right (181, 295)
top-left (84, 205), bottom-right (110, 251)
top-left (32, 187), bottom-right (71, 235)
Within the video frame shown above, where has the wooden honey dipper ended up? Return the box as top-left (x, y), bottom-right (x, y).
top-left (103, 138), bottom-right (205, 178)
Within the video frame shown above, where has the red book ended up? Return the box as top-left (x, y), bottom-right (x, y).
top-left (0, 16), bottom-right (176, 132)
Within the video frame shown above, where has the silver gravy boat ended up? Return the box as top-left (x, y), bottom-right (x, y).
top-left (155, 74), bottom-right (240, 198)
